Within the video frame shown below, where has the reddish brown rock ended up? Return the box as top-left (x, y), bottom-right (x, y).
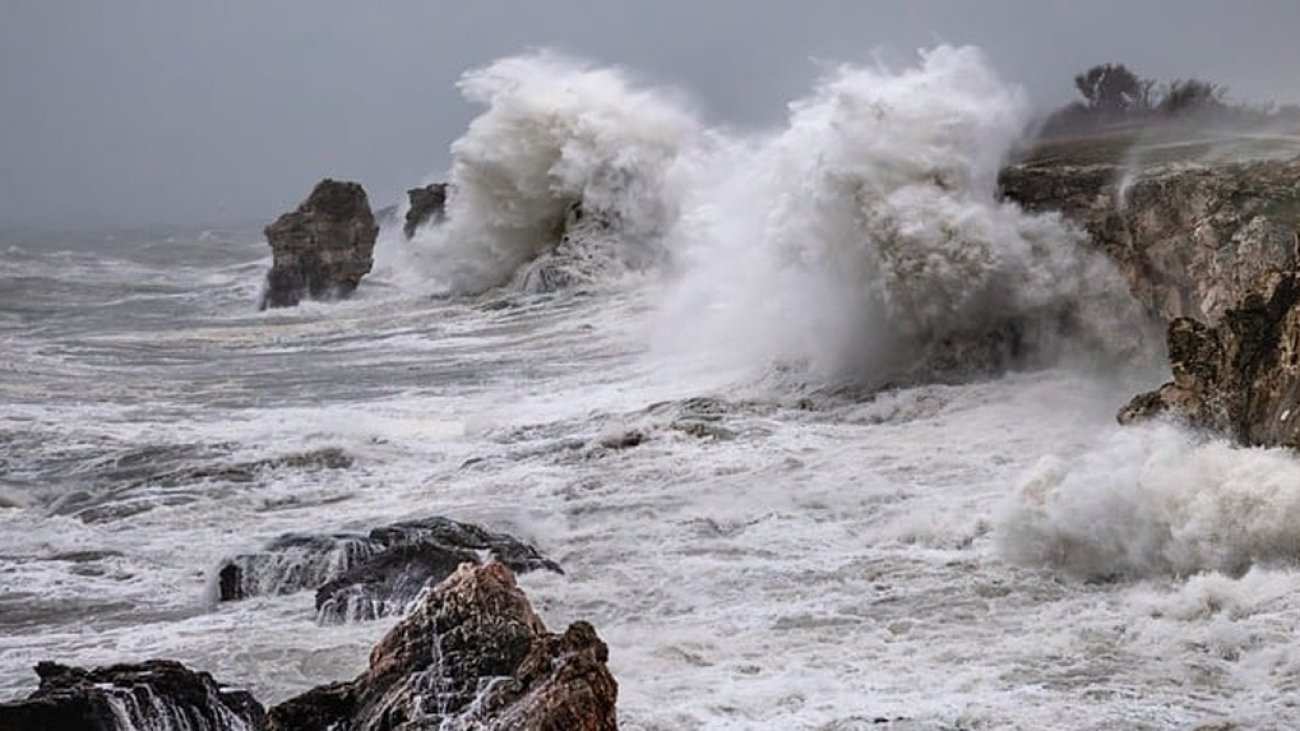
top-left (267, 562), bottom-right (618, 731)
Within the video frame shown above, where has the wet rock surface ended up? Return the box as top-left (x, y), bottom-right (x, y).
top-left (403, 183), bottom-right (448, 238)
top-left (261, 179), bottom-right (379, 309)
top-left (1002, 151), bottom-right (1300, 447)
top-left (216, 516), bottom-right (562, 624)
top-left (267, 562), bottom-right (618, 731)
top-left (0, 660), bottom-right (264, 731)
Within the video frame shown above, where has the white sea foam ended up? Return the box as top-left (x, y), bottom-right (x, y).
top-left (1000, 422), bottom-right (1300, 578)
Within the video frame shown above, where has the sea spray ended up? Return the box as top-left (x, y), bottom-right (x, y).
top-left (655, 45), bottom-right (1149, 383)
top-left (397, 51), bottom-right (699, 295)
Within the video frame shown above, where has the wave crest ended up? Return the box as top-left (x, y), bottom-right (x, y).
top-left (415, 51), bottom-right (699, 294)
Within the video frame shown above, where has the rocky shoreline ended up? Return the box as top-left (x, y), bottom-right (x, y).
top-left (1001, 142), bottom-right (1300, 448)
top-left (0, 561), bottom-right (617, 731)
top-left (19, 134), bottom-right (1292, 731)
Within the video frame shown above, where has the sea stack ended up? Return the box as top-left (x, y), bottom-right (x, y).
top-left (260, 178), bottom-right (379, 309)
top-left (403, 182), bottom-right (448, 238)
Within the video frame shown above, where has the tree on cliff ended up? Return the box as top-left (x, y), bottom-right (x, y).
top-left (1073, 64), bottom-right (1151, 112)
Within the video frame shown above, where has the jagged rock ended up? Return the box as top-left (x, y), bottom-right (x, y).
top-left (1001, 151), bottom-right (1300, 448)
top-left (215, 517), bottom-right (561, 624)
top-left (266, 562), bottom-right (618, 731)
top-left (0, 660), bottom-right (264, 731)
top-left (261, 179), bottom-right (379, 309)
top-left (403, 183), bottom-right (448, 238)
top-left (1119, 272), bottom-right (1300, 447)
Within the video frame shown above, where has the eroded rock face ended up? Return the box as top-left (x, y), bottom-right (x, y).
top-left (267, 562), bottom-right (618, 731)
top-left (0, 660), bottom-right (264, 731)
top-left (215, 516), bottom-right (562, 624)
top-left (1002, 154), bottom-right (1300, 448)
top-left (403, 183), bottom-right (448, 238)
top-left (1001, 158), bottom-right (1300, 325)
top-left (1118, 272), bottom-right (1300, 447)
top-left (261, 179), bottom-right (379, 309)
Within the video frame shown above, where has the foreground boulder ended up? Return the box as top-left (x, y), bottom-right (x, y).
top-left (403, 183), bottom-right (448, 238)
top-left (0, 660), bottom-right (264, 731)
top-left (261, 179), bottom-right (379, 309)
top-left (215, 516), bottom-right (562, 623)
top-left (1001, 149), bottom-right (1300, 447)
top-left (267, 562), bottom-right (617, 731)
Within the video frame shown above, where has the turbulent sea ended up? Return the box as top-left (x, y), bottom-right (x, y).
top-left (4, 47), bottom-right (1300, 729)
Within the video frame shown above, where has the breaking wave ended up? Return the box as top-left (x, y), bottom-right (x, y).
top-left (405, 51), bottom-right (699, 294)
top-left (999, 423), bottom-right (1300, 579)
top-left (389, 46), bottom-right (1150, 385)
top-left (654, 46), bottom-right (1148, 382)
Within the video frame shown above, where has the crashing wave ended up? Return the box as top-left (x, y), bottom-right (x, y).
top-left (998, 423), bottom-right (1300, 579)
top-left (407, 51), bottom-right (699, 295)
top-left (655, 45), bottom-right (1151, 384)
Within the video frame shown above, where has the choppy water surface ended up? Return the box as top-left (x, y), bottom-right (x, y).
top-left (5, 45), bottom-right (1300, 730)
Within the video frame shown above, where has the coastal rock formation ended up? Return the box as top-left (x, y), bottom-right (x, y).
top-left (260, 179), bottom-right (379, 309)
top-left (215, 516), bottom-right (562, 624)
top-left (1001, 156), bottom-right (1300, 325)
top-left (266, 562), bottom-right (618, 731)
top-left (403, 183), bottom-right (448, 238)
top-left (0, 660), bottom-right (264, 731)
top-left (1001, 150), bottom-right (1300, 447)
top-left (1116, 272), bottom-right (1300, 447)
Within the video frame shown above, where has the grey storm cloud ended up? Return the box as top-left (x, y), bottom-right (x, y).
top-left (3, 0), bottom-right (1299, 227)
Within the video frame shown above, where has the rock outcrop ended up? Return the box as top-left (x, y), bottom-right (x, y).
top-left (0, 660), bottom-right (264, 731)
top-left (215, 516), bottom-right (562, 624)
top-left (261, 179), bottom-right (379, 309)
top-left (266, 562), bottom-right (618, 731)
top-left (403, 183), bottom-right (448, 238)
top-left (1001, 149), bottom-right (1300, 447)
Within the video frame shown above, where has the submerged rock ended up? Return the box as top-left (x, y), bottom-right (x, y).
top-left (267, 562), bottom-right (618, 731)
top-left (403, 183), bottom-right (448, 238)
top-left (260, 179), bottom-right (379, 309)
top-left (215, 516), bottom-right (562, 624)
top-left (1002, 152), bottom-right (1300, 448)
top-left (0, 660), bottom-right (264, 731)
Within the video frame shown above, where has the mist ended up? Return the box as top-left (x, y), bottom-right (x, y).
top-left (3, 0), bottom-right (1299, 228)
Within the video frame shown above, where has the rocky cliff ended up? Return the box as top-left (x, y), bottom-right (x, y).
top-left (1000, 141), bottom-right (1300, 448)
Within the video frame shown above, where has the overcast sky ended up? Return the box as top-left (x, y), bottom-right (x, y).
top-left (3, 1), bottom-right (1299, 227)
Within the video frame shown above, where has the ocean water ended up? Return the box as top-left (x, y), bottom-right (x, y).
top-left (4, 46), bottom-right (1300, 730)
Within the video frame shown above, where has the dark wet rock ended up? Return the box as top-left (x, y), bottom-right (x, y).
top-left (1001, 152), bottom-right (1300, 448)
top-left (403, 183), bottom-right (448, 238)
top-left (0, 660), bottom-right (264, 731)
top-left (217, 532), bottom-right (379, 603)
top-left (260, 179), bottom-right (379, 309)
top-left (215, 516), bottom-right (561, 624)
top-left (266, 562), bottom-right (618, 731)
top-left (512, 201), bottom-right (657, 293)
